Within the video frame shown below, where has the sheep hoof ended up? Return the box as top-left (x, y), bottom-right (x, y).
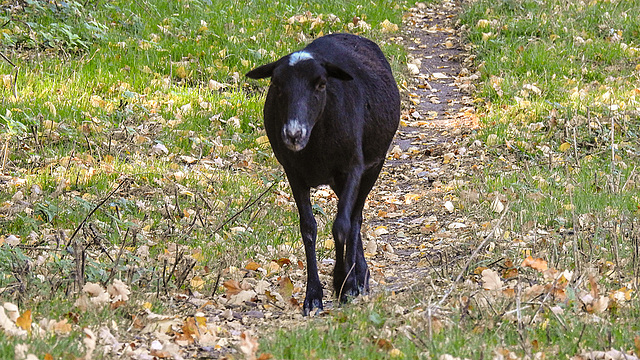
top-left (335, 277), bottom-right (359, 303)
top-left (303, 298), bottom-right (323, 316)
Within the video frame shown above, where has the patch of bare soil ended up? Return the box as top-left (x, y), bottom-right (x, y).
top-left (364, 0), bottom-right (479, 295)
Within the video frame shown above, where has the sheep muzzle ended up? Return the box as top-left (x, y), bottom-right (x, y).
top-left (282, 119), bottom-right (309, 152)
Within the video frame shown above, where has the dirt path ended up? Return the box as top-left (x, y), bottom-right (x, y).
top-left (366, 0), bottom-right (477, 295)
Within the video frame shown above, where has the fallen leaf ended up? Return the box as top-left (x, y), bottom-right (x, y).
top-left (477, 19), bottom-right (490, 28)
top-left (275, 258), bottom-right (292, 267)
top-left (521, 256), bottom-right (548, 272)
top-left (481, 269), bottom-right (503, 290)
top-left (107, 279), bottom-right (130, 302)
top-left (240, 331), bottom-right (259, 360)
top-left (490, 197), bottom-right (505, 213)
top-left (373, 226), bottom-right (389, 237)
top-left (52, 318), bottom-right (72, 334)
top-left (228, 290), bottom-right (257, 305)
top-left (444, 200), bottom-right (455, 213)
top-left (245, 261), bottom-right (261, 271)
top-left (389, 348), bottom-right (404, 358)
top-left (223, 279), bottom-right (243, 296)
top-left (380, 19), bottom-right (399, 33)
top-left (16, 310), bottom-right (31, 332)
top-left (376, 338), bottom-right (394, 350)
top-left (279, 277), bottom-right (294, 299)
top-left (175, 66), bottom-right (188, 79)
top-left (404, 193), bottom-right (421, 204)
top-left (190, 276), bottom-right (205, 290)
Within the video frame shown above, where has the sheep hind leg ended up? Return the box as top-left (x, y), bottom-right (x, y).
top-left (349, 162), bottom-right (384, 296)
top-left (330, 169), bottom-right (364, 303)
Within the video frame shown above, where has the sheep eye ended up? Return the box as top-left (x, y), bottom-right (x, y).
top-left (315, 79), bottom-right (327, 91)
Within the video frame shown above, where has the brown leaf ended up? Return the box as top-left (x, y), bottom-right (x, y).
top-left (279, 277), bottom-right (294, 299)
top-left (521, 256), bottom-right (548, 272)
top-left (245, 261), bottom-right (261, 271)
top-left (110, 300), bottom-right (126, 310)
top-left (503, 268), bottom-right (518, 279)
top-left (150, 349), bottom-right (171, 358)
top-left (474, 266), bottom-right (488, 275)
top-left (276, 258), bottom-right (292, 267)
top-left (183, 317), bottom-right (200, 339)
top-left (223, 279), bottom-right (243, 296)
top-left (175, 317), bottom-right (199, 344)
top-left (589, 275), bottom-right (599, 298)
top-left (376, 338), bottom-right (394, 351)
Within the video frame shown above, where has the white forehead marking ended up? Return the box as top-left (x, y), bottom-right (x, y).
top-left (289, 51), bottom-right (314, 66)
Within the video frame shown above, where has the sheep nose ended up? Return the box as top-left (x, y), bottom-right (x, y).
top-left (285, 125), bottom-right (303, 139)
top-left (282, 119), bottom-right (308, 151)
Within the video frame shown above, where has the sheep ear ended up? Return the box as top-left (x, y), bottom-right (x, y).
top-left (323, 63), bottom-right (353, 81)
top-left (246, 61), bottom-right (278, 79)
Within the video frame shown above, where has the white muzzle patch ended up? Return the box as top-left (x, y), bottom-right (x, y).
top-left (282, 119), bottom-right (309, 152)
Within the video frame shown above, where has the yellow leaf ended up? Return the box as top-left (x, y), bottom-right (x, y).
top-left (190, 276), bottom-right (205, 290)
top-left (142, 302), bottom-right (153, 310)
top-left (89, 95), bottom-right (104, 108)
top-left (256, 135), bottom-right (270, 147)
top-left (245, 261), bottom-right (261, 271)
top-left (559, 142), bottom-right (571, 152)
top-left (389, 348), bottom-right (404, 358)
top-left (192, 249), bottom-right (204, 262)
top-left (380, 19), bottom-right (399, 33)
top-left (195, 314), bottom-right (207, 327)
top-left (16, 309), bottom-right (32, 332)
top-left (175, 66), bottom-right (188, 79)
top-left (404, 193), bottom-right (421, 204)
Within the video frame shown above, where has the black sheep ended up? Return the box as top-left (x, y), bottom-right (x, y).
top-left (246, 33), bottom-right (400, 315)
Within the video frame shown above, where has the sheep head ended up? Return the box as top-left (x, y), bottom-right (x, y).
top-left (246, 51), bottom-right (352, 152)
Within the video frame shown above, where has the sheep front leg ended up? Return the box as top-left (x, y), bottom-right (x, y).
top-left (290, 182), bottom-right (323, 315)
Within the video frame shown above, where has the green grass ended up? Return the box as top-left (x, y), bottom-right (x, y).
top-left (457, 0), bottom-right (640, 262)
top-left (261, 292), bottom-right (640, 359)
